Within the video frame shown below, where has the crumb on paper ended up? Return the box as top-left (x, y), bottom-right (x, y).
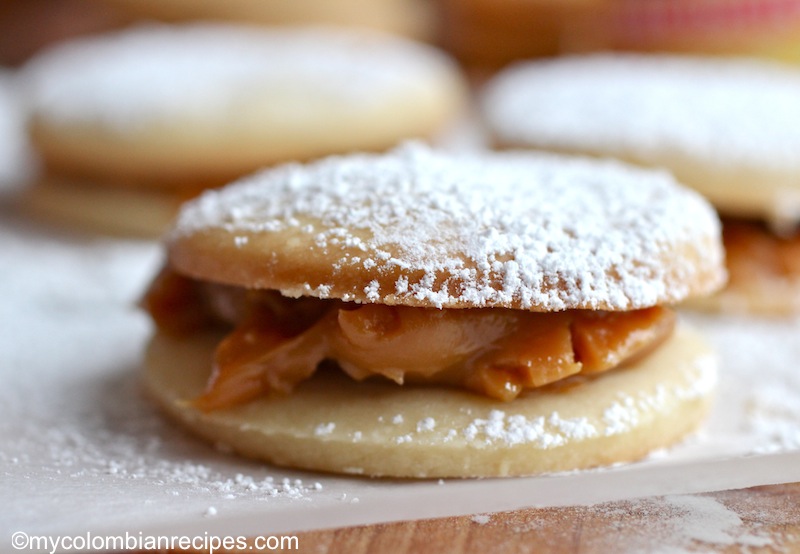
top-left (314, 422), bottom-right (335, 436)
top-left (416, 417), bottom-right (436, 432)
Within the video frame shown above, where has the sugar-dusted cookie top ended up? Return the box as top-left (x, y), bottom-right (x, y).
top-left (483, 54), bottom-right (800, 171)
top-left (167, 143), bottom-right (725, 311)
top-left (25, 23), bottom-right (458, 130)
top-left (482, 54), bottom-right (800, 223)
top-left (22, 24), bottom-right (465, 185)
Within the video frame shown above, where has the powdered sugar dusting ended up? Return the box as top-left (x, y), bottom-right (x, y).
top-left (686, 313), bottom-right (800, 454)
top-left (603, 354), bottom-right (717, 437)
top-left (508, 493), bottom-right (780, 553)
top-left (462, 410), bottom-right (597, 448)
top-left (22, 23), bottom-right (457, 131)
top-left (484, 54), bottom-right (800, 173)
top-left (172, 143), bottom-right (723, 311)
top-left (452, 352), bottom-right (716, 449)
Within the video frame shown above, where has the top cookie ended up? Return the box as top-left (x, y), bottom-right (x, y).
top-left (22, 23), bottom-right (465, 187)
top-left (166, 143), bottom-right (725, 311)
top-left (482, 54), bottom-right (800, 225)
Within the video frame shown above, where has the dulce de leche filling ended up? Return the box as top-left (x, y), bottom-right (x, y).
top-left (723, 219), bottom-right (800, 289)
top-left (143, 266), bottom-right (676, 411)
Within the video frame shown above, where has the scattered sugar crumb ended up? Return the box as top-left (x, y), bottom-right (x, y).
top-left (471, 514), bottom-right (491, 525)
top-left (416, 417), bottom-right (436, 432)
top-left (204, 506), bottom-right (217, 517)
top-left (364, 280), bottom-right (380, 302)
top-left (392, 415), bottom-right (404, 425)
top-left (314, 422), bottom-right (335, 436)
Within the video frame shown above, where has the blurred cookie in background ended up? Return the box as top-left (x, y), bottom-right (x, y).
top-left (0, 0), bottom-right (131, 66)
top-left (565, 0), bottom-right (800, 65)
top-left (481, 54), bottom-right (800, 314)
top-left (98, 0), bottom-right (435, 41)
top-left (17, 23), bottom-right (467, 237)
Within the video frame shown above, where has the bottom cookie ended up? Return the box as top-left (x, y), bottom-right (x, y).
top-left (144, 324), bottom-right (716, 478)
top-left (22, 177), bottom-right (183, 238)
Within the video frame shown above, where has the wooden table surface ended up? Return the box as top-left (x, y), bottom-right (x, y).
top-left (292, 483), bottom-right (800, 553)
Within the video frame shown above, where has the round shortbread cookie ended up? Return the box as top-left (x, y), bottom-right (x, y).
top-left (22, 177), bottom-right (182, 237)
top-left (99, 0), bottom-right (434, 41)
top-left (167, 143), bottom-right (726, 312)
top-left (482, 54), bottom-right (800, 227)
top-left (144, 324), bottom-right (716, 478)
top-left (21, 24), bottom-right (466, 188)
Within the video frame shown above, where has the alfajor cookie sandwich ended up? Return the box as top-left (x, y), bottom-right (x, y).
top-left (19, 23), bottom-right (466, 236)
top-left (482, 54), bottom-right (800, 314)
top-left (141, 143), bottom-right (725, 478)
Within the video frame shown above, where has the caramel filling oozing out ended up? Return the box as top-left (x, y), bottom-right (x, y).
top-left (723, 219), bottom-right (800, 289)
top-left (143, 266), bottom-right (676, 411)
